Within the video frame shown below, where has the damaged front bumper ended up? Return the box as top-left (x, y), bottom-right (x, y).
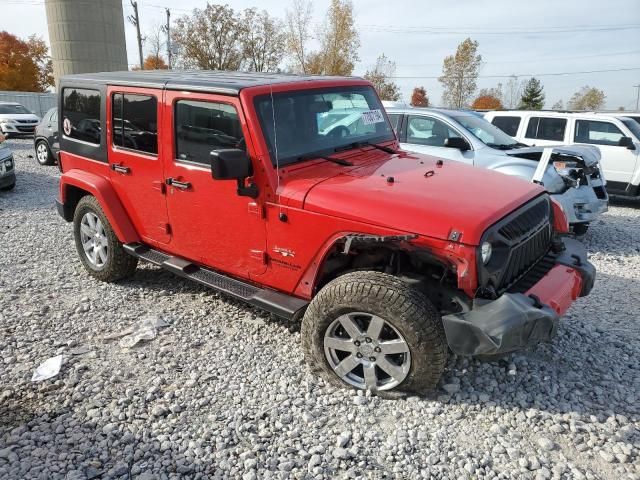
top-left (441, 237), bottom-right (595, 356)
top-left (551, 183), bottom-right (608, 226)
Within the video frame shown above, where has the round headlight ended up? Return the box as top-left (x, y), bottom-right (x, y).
top-left (481, 241), bottom-right (492, 265)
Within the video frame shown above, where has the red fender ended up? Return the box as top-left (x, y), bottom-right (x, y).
top-left (59, 169), bottom-right (141, 243)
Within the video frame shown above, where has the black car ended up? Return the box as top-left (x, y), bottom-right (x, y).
top-left (34, 107), bottom-right (59, 166)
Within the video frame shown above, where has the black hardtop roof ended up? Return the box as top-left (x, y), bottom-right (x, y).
top-left (60, 70), bottom-right (364, 95)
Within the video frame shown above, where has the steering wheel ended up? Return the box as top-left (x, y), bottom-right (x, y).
top-left (328, 125), bottom-right (350, 139)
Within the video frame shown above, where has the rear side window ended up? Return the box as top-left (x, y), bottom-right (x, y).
top-left (112, 93), bottom-right (158, 155)
top-left (62, 88), bottom-right (101, 144)
top-left (491, 116), bottom-right (521, 137)
top-left (175, 100), bottom-right (244, 165)
top-left (525, 117), bottom-right (566, 141)
top-left (574, 120), bottom-right (624, 146)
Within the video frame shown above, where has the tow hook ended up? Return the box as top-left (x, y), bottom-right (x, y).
top-left (528, 294), bottom-right (543, 309)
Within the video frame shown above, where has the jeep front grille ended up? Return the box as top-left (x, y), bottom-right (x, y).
top-left (478, 195), bottom-right (553, 296)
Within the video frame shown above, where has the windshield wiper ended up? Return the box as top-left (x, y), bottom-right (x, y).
top-left (296, 153), bottom-right (353, 166)
top-left (334, 140), bottom-right (398, 154)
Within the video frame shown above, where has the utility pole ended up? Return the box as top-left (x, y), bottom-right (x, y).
top-left (128, 0), bottom-right (144, 70)
top-left (165, 8), bottom-right (171, 69)
top-left (634, 85), bottom-right (640, 111)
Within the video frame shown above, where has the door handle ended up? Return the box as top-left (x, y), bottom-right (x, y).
top-left (166, 178), bottom-right (191, 190)
top-left (110, 163), bottom-right (130, 174)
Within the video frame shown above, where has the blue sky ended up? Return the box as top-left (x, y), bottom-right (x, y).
top-left (2, 0), bottom-right (639, 109)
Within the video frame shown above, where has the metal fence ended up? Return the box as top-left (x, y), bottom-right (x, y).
top-left (0, 91), bottom-right (58, 118)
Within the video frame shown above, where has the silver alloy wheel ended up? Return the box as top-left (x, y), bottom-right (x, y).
top-left (36, 142), bottom-right (49, 164)
top-left (80, 212), bottom-right (108, 268)
top-left (324, 312), bottom-right (411, 391)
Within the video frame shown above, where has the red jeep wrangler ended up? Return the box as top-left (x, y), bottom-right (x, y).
top-left (56, 71), bottom-right (595, 394)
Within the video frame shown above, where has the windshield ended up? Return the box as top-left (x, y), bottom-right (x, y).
top-left (451, 114), bottom-right (520, 148)
top-left (0, 104), bottom-right (32, 115)
top-left (621, 118), bottom-right (640, 140)
top-left (255, 86), bottom-right (394, 166)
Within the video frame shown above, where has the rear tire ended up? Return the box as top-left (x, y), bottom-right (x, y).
top-left (73, 196), bottom-right (138, 282)
top-left (301, 271), bottom-right (448, 395)
top-left (0, 181), bottom-right (15, 191)
top-left (35, 140), bottom-right (55, 166)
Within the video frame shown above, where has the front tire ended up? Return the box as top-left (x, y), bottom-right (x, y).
top-left (73, 196), bottom-right (138, 282)
top-left (301, 271), bottom-right (448, 394)
top-left (35, 140), bottom-right (55, 166)
top-left (0, 181), bottom-right (15, 191)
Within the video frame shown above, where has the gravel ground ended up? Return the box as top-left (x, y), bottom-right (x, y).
top-left (0, 137), bottom-right (639, 480)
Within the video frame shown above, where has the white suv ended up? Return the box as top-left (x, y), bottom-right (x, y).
top-left (484, 111), bottom-right (640, 198)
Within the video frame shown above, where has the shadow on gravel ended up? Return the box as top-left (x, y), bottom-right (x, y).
top-left (121, 265), bottom-right (302, 333)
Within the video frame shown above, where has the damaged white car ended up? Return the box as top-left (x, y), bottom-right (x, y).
top-left (385, 107), bottom-right (608, 234)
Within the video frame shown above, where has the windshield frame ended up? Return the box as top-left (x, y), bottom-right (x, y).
top-left (450, 113), bottom-right (521, 149)
top-left (620, 118), bottom-right (640, 141)
top-left (253, 85), bottom-right (395, 167)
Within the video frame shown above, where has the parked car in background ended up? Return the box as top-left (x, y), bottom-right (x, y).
top-left (34, 107), bottom-right (59, 166)
top-left (0, 102), bottom-right (40, 137)
top-left (55, 70), bottom-right (596, 394)
top-left (0, 134), bottom-right (16, 191)
top-left (386, 107), bottom-right (608, 234)
top-left (485, 110), bottom-right (640, 198)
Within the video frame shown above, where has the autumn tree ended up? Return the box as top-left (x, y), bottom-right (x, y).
top-left (312, 0), bottom-right (359, 75)
top-left (551, 99), bottom-right (564, 110)
top-left (141, 24), bottom-right (167, 70)
top-left (519, 77), bottom-right (545, 109)
top-left (364, 54), bottom-right (401, 101)
top-left (285, 0), bottom-right (314, 74)
top-left (241, 8), bottom-right (286, 72)
top-left (143, 55), bottom-right (168, 70)
top-left (438, 38), bottom-right (482, 109)
top-left (410, 86), bottom-right (429, 107)
top-left (472, 94), bottom-right (502, 110)
top-left (172, 4), bottom-right (244, 70)
top-left (0, 32), bottom-right (53, 92)
top-left (567, 86), bottom-right (606, 111)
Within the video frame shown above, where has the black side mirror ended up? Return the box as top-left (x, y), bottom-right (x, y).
top-left (444, 137), bottom-right (470, 151)
top-left (618, 136), bottom-right (636, 150)
top-left (210, 149), bottom-right (258, 198)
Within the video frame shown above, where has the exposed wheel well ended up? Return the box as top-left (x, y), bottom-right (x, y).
top-left (60, 185), bottom-right (90, 221)
top-left (313, 242), bottom-right (470, 315)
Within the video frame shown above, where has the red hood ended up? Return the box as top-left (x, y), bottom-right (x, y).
top-left (291, 152), bottom-right (544, 245)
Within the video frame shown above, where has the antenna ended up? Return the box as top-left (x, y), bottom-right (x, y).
top-left (269, 79), bottom-right (283, 217)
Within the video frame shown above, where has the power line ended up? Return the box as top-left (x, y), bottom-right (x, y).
top-left (357, 23), bottom-right (640, 35)
top-left (388, 67), bottom-right (640, 79)
top-left (385, 49), bottom-right (640, 68)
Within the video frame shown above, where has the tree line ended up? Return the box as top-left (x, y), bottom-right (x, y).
top-left (0, 2), bottom-right (615, 111)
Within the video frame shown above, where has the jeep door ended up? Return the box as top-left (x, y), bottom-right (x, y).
top-left (162, 91), bottom-right (266, 278)
top-left (572, 118), bottom-right (639, 189)
top-left (397, 114), bottom-right (474, 164)
top-left (107, 86), bottom-right (171, 245)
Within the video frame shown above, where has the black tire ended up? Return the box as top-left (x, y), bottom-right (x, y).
top-left (572, 223), bottom-right (589, 236)
top-left (35, 140), bottom-right (55, 166)
top-left (73, 195), bottom-right (138, 282)
top-left (301, 271), bottom-right (448, 395)
top-left (0, 181), bottom-right (15, 191)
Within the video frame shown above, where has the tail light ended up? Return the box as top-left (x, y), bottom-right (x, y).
top-left (550, 197), bottom-right (569, 233)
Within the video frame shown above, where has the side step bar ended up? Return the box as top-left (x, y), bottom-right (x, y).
top-left (123, 243), bottom-right (309, 320)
